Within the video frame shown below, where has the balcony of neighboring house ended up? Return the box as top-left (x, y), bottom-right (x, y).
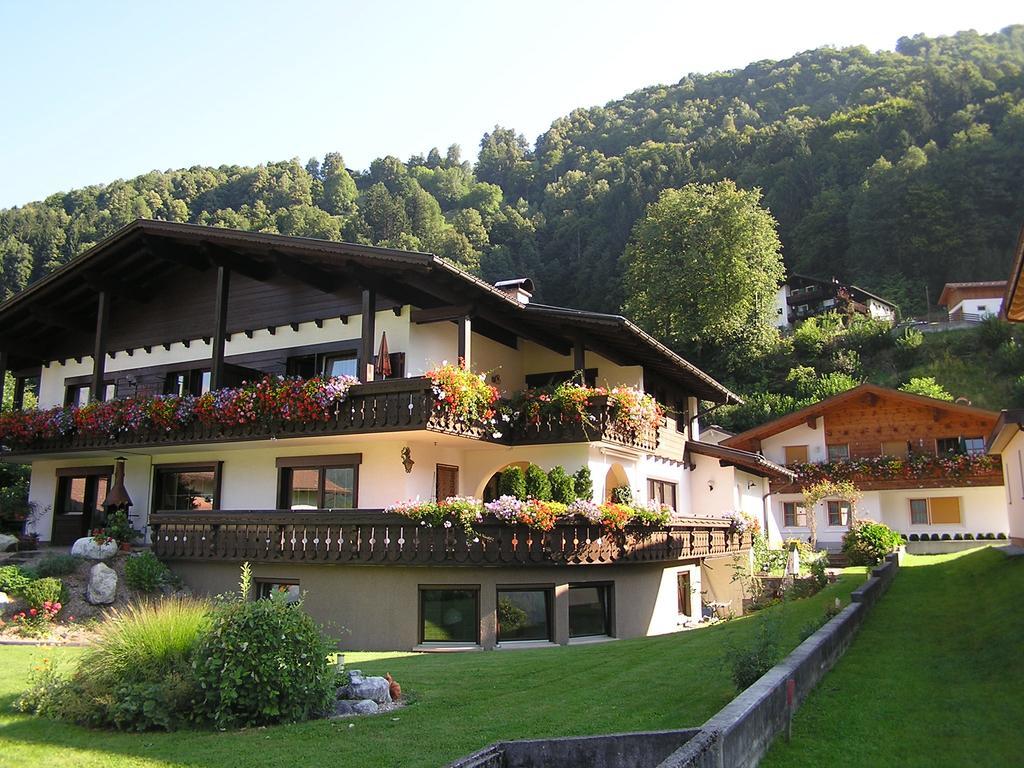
top-left (769, 447), bottom-right (1003, 493)
top-left (149, 509), bottom-right (748, 567)
top-left (0, 374), bottom-right (667, 456)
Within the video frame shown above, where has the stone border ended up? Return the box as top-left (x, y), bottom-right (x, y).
top-left (446, 553), bottom-right (899, 768)
top-left (656, 553), bottom-right (899, 768)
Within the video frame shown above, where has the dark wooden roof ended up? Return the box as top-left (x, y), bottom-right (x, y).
top-left (0, 220), bottom-right (738, 403)
top-left (685, 440), bottom-right (795, 480)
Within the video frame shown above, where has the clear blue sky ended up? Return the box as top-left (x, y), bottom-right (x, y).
top-left (0, 1), bottom-right (1017, 208)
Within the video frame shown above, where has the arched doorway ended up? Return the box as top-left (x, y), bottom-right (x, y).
top-left (480, 461), bottom-right (530, 501)
top-left (604, 463), bottom-right (630, 503)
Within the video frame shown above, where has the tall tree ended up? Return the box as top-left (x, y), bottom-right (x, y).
top-left (622, 181), bottom-right (785, 369)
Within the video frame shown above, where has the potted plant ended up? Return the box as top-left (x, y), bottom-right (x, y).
top-left (104, 510), bottom-right (141, 550)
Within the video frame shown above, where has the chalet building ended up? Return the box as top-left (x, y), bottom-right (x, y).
top-left (0, 220), bottom-right (766, 651)
top-left (773, 274), bottom-right (897, 330)
top-left (937, 281), bottom-right (1006, 322)
top-left (722, 384), bottom-right (1007, 549)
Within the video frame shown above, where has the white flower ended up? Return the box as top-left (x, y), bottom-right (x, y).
top-left (492, 431), bottom-right (503, 439)
top-left (443, 520), bottom-right (452, 529)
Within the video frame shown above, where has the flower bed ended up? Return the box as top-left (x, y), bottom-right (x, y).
top-left (0, 375), bottom-right (358, 446)
top-left (790, 453), bottom-right (999, 484)
top-left (386, 495), bottom-right (672, 533)
top-left (426, 363), bottom-right (499, 425)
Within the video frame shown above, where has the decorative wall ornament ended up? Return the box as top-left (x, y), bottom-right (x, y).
top-left (401, 446), bottom-right (414, 474)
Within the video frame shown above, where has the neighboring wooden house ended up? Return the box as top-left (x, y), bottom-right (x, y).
top-left (937, 281), bottom-right (1006, 322)
top-left (0, 220), bottom-right (760, 649)
top-left (773, 274), bottom-right (897, 330)
top-left (722, 384), bottom-right (1007, 549)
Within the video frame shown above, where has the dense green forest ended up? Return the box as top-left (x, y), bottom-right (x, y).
top-left (1, 26), bottom-right (1023, 378)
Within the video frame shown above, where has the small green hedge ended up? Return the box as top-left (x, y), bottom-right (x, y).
top-left (20, 577), bottom-right (67, 609)
top-left (124, 551), bottom-right (171, 593)
top-left (842, 521), bottom-right (903, 565)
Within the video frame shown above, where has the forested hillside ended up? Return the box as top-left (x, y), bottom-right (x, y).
top-left (2, 26), bottom-right (1023, 321)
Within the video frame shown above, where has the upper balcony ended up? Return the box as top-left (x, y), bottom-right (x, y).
top-left (0, 375), bottom-right (667, 455)
top-left (149, 510), bottom-right (749, 567)
top-left (770, 453), bottom-right (1003, 493)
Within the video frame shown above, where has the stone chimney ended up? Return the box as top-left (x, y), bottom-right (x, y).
top-left (494, 278), bottom-right (534, 305)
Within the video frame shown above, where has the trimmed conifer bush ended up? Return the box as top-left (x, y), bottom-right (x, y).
top-left (573, 466), bottom-right (593, 501)
top-left (548, 466), bottom-right (576, 503)
top-left (524, 464), bottom-right (552, 501)
top-left (498, 466), bottom-right (526, 500)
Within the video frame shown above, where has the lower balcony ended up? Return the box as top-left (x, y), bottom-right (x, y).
top-left (150, 510), bottom-right (749, 567)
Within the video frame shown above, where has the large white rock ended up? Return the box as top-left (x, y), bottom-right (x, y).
top-left (87, 562), bottom-right (117, 604)
top-left (0, 533), bottom-right (18, 552)
top-left (343, 670), bottom-right (391, 705)
top-left (71, 536), bottom-right (118, 560)
top-left (352, 699), bottom-right (379, 715)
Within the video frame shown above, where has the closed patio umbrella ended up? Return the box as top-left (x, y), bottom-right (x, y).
top-left (376, 331), bottom-right (392, 379)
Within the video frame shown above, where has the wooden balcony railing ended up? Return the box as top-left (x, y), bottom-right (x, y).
top-left (4, 379), bottom-right (662, 454)
top-left (150, 511), bottom-right (748, 567)
top-left (770, 455), bottom-right (1004, 493)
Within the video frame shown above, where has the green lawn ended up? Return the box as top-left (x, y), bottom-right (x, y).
top-left (764, 548), bottom-right (1024, 767)
top-left (0, 572), bottom-right (865, 768)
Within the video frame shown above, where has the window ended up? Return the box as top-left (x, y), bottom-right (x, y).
top-left (419, 587), bottom-right (479, 644)
top-left (909, 497), bottom-right (962, 525)
top-left (647, 479), bottom-right (678, 511)
top-left (827, 444), bottom-right (850, 462)
top-left (154, 463), bottom-right (221, 511)
top-left (497, 588), bottom-right (552, 643)
top-left (936, 437), bottom-right (961, 455)
top-left (255, 579), bottom-right (301, 604)
top-left (881, 440), bottom-right (909, 458)
top-left (783, 502), bottom-right (807, 527)
top-left (784, 445), bottom-right (809, 464)
top-left (963, 437), bottom-right (985, 456)
top-left (569, 583), bottom-right (613, 637)
top-left (676, 572), bottom-right (692, 617)
top-left (276, 454), bottom-right (360, 509)
top-left (164, 369), bottom-right (211, 397)
top-left (287, 351), bottom-right (359, 380)
top-left (826, 500), bottom-right (850, 526)
top-left (910, 499), bottom-right (929, 525)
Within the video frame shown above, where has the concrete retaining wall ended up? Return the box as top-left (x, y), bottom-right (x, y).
top-left (446, 555), bottom-right (899, 768)
top-left (448, 729), bottom-right (700, 768)
top-left (905, 540), bottom-right (995, 555)
top-left (656, 554), bottom-right (899, 768)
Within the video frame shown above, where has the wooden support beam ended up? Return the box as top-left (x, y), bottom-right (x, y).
top-left (162, 342), bottom-right (172, 351)
top-left (210, 266), bottom-right (230, 389)
top-left (91, 291), bottom-right (109, 401)
top-left (573, 338), bottom-right (586, 374)
top-left (0, 350), bottom-right (7, 410)
top-left (360, 287), bottom-right (376, 383)
top-left (143, 346), bottom-right (151, 354)
top-left (201, 242), bottom-right (276, 282)
top-left (83, 271), bottom-right (150, 304)
top-left (29, 305), bottom-right (89, 333)
top-left (271, 249), bottom-right (338, 293)
top-left (11, 374), bottom-right (25, 411)
top-left (266, 326), bottom-right (277, 336)
top-left (143, 241), bottom-right (209, 272)
top-left (392, 305), bottom-right (403, 317)
top-left (244, 329), bottom-right (254, 339)
top-left (314, 319), bottom-right (324, 329)
top-left (805, 415), bottom-right (817, 429)
top-left (340, 315), bottom-right (349, 325)
top-left (290, 322), bottom-right (300, 332)
top-left (457, 315), bottom-right (472, 369)
top-left (411, 304), bottom-right (474, 324)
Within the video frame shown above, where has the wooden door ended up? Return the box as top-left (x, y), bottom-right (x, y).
top-left (436, 464), bottom-right (459, 501)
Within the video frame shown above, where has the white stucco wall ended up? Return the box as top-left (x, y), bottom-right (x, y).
top-left (950, 297), bottom-right (1003, 319)
top-left (760, 419), bottom-right (827, 466)
top-left (1000, 429), bottom-right (1024, 541)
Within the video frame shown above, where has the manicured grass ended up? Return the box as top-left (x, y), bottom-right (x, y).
top-left (0, 573), bottom-right (865, 768)
top-left (764, 548), bottom-right (1024, 767)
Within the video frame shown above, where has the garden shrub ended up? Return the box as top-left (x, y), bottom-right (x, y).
top-left (30, 554), bottom-right (83, 578)
top-left (610, 485), bottom-right (634, 505)
top-left (124, 551), bottom-right (171, 593)
top-left (978, 316), bottom-right (1013, 350)
top-left (995, 339), bottom-right (1024, 374)
top-left (547, 466), bottom-right (576, 504)
top-left (798, 619), bottom-right (822, 642)
top-left (20, 577), bottom-right (67, 609)
top-left (908, 533), bottom-right (919, 541)
top-left (498, 466), bottom-right (526, 500)
top-left (191, 591), bottom-right (336, 728)
top-left (985, 532), bottom-right (996, 540)
top-left (964, 533), bottom-right (974, 540)
top-left (998, 532), bottom-right (1008, 540)
top-left (894, 326), bottom-right (924, 366)
top-left (931, 533), bottom-right (940, 541)
top-left (843, 315), bottom-right (894, 354)
top-left (941, 533), bottom-right (951, 541)
top-left (809, 555), bottom-right (828, 588)
top-left (725, 613), bottom-right (781, 691)
top-left (841, 521), bottom-right (903, 566)
top-left (0, 564), bottom-right (33, 594)
top-left (954, 533), bottom-right (963, 540)
top-left (524, 464), bottom-right (552, 501)
top-left (573, 466), bottom-right (593, 501)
